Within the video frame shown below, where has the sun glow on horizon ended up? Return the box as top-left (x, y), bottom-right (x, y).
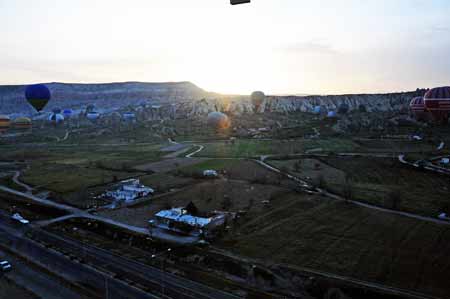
top-left (1, 0), bottom-right (449, 95)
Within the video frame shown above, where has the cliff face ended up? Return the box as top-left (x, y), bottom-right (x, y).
top-left (0, 81), bottom-right (421, 117)
top-left (184, 92), bottom-right (420, 117)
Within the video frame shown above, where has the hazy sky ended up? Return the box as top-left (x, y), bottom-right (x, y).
top-left (1, 0), bottom-right (449, 95)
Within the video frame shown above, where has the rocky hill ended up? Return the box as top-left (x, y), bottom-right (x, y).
top-left (0, 81), bottom-right (423, 117)
top-left (0, 81), bottom-right (207, 115)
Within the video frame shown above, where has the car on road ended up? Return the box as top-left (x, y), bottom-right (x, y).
top-left (11, 213), bottom-right (30, 224)
top-left (0, 261), bottom-right (12, 272)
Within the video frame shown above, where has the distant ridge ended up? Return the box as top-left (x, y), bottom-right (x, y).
top-left (0, 81), bottom-right (207, 114)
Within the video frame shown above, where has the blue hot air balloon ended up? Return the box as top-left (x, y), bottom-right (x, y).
top-left (63, 109), bottom-right (73, 118)
top-left (86, 112), bottom-right (100, 121)
top-left (123, 112), bottom-right (136, 122)
top-left (25, 84), bottom-right (51, 112)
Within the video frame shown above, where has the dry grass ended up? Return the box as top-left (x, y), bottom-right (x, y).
top-left (98, 179), bottom-right (292, 227)
top-left (225, 199), bottom-right (450, 299)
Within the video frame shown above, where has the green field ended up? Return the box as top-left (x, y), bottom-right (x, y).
top-left (177, 159), bottom-right (241, 173)
top-left (21, 162), bottom-right (135, 194)
top-left (197, 138), bottom-right (358, 158)
top-left (224, 199), bottom-right (450, 299)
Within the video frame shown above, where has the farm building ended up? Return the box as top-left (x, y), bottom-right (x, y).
top-left (105, 179), bottom-right (154, 202)
top-left (150, 204), bottom-right (226, 238)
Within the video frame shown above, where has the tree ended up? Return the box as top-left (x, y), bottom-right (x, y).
top-left (342, 175), bottom-right (354, 201)
top-left (387, 190), bottom-right (402, 210)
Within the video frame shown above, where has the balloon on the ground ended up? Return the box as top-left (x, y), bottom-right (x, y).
top-left (123, 112), bottom-right (136, 121)
top-left (358, 104), bottom-right (367, 113)
top-left (0, 115), bottom-right (11, 133)
top-left (327, 111), bottom-right (337, 118)
top-left (86, 104), bottom-right (96, 113)
top-left (207, 112), bottom-right (230, 130)
top-left (313, 106), bottom-right (322, 114)
top-left (12, 117), bottom-right (32, 130)
top-left (25, 84), bottom-right (51, 112)
top-left (424, 86), bottom-right (450, 124)
top-left (63, 109), bottom-right (73, 118)
top-left (48, 113), bottom-right (64, 124)
top-left (338, 103), bottom-right (350, 114)
top-left (86, 112), bottom-right (100, 121)
top-left (409, 97), bottom-right (428, 121)
top-left (251, 91), bottom-right (265, 112)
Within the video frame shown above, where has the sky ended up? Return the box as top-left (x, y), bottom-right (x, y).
top-left (0, 0), bottom-right (449, 95)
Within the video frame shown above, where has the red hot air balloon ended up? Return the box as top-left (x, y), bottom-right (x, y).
top-left (409, 97), bottom-right (429, 121)
top-left (424, 87), bottom-right (450, 124)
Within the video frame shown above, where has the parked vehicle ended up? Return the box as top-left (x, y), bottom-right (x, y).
top-left (0, 261), bottom-right (12, 272)
top-left (11, 213), bottom-right (29, 224)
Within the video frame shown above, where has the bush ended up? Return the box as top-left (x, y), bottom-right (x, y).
top-left (387, 190), bottom-right (402, 210)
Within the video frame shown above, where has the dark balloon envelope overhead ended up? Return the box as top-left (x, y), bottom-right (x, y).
top-left (25, 84), bottom-right (51, 112)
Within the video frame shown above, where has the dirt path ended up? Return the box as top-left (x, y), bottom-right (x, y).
top-left (186, 145), bottom-right (204, 158)
top-left (12, 171), bottom-right (33, 194)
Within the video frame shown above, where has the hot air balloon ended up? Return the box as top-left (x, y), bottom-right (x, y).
top-left (12, 117), bottom-right (32, 130)
top-left (338, 103), bottom-right (350, 114)
top-left (63, 109), bottom-right (73, 118)
top-left (424, 86), bottom-right (450, 124)
top-left (327, 111), bottom-right (337, 118)
top-left (123, 112), bottom-right (136, 122)
top-left (409, 97), bottom-right (429, 121)
top-left (251, 91), bottom-right (265, 113)
top-left (313, 106), bottom-right (322, 114)
top-left (207, 112), bottom-right (230, 130)
top-left (0, 115), bottom-right (11, 134)
top-left (48, 113), bottom-right (64, 125)
top-left (86, 104), bottom-right (96, 113)
top-left (25, 84), bottom-right (51, 112)
top-left (358, 104), bottom-right (367, 113)
top-left (86, 112), bottom-right (100, 121)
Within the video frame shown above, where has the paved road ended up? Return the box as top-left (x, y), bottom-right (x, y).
top-left (0, 219), bottom-right (159, 299)
top-left (0, 247), bottom-right (84, 299)
top-left (0, 185), bottom-right (200, 245)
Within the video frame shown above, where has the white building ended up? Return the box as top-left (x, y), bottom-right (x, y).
top-left (150, 207), bottom-right (226, 237)
top-left (106, 179), bottom-right (154, 203)
top-left (203, 169), bottom-right (218, 177)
